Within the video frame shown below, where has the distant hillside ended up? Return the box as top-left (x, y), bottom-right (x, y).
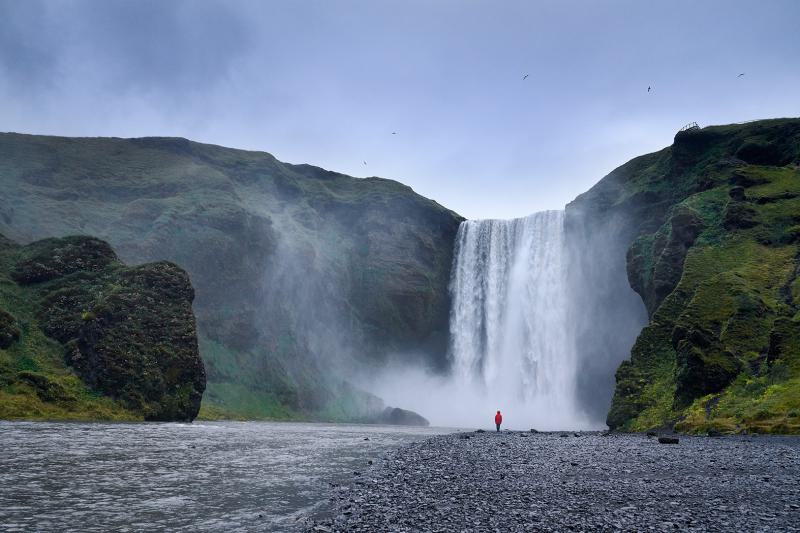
top-left (569, 118), bottom-right (800, 433)
top-left (0, 133), bottom-right (463, 419)
top-left (0, 234), bottom-right (205, 421)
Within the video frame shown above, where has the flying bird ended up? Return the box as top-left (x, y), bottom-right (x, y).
top-left (363, 161), bottom-right (367, 165)
top-left (392, 132), bottom-right (397, 135)
top-left (738, 73), bottom-right (745, 77)
top-left (522, 74), bottom-right (529, 80)
top-left (647, 86), bottom-right (651, 93)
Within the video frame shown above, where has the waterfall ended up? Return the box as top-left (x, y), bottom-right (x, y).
top-left (448, 210), bottom-right (585, 429)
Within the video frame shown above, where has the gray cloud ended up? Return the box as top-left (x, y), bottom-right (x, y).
top-left (1, 0), bottom-right (798, 218)
top-left (1, 1), bottom-right (250, 98)
top-left (0, 1), bottom-right (60, 86)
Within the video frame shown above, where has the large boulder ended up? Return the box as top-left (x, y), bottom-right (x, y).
top-left (375, 407), bottom-right (430, 427)
top-left (3, 234), bottom-right (206, 421)
top-left (63, 262), bottom-right (205, 421)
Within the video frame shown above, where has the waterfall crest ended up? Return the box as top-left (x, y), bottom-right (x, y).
top-left (448, 210), bottom-right (585, 429)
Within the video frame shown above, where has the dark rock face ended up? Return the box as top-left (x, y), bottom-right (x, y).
top-left (627, 205), bottom-right (706, 316)
top-left (0, 310), bottom-right (20, 349)
top-left (0, 133), bottom-right (463, 418)
top-left (2, 234), bottom-right (205, 421)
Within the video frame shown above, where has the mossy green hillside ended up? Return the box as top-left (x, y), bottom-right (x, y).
top-left (576, 119), bottom-right (800, 433)
top-left (0, 234), bottom-right (205, 421)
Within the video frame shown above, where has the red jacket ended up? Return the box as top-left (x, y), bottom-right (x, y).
top-left (495, 412), bottom-right (502, 425)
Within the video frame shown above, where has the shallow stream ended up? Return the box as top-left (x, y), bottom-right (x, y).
top-left (0, 421), bottom-right (452, 531)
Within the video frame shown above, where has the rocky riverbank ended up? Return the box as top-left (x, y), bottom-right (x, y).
top-left (307, 431), bottom-right (800, 532)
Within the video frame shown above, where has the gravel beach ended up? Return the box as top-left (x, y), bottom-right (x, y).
top-left (308, 431), bottom-right (800, 532)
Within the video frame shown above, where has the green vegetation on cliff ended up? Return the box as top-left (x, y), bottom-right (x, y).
top-left (0, 234), bottom-right (205, 421)
top-left (0, 134), bottom-right (463, 420)
top-left (572, 119), bottom-right (800, 433)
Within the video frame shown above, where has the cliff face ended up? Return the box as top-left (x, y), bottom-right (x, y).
top-left (0, 234), bottom-right (205, 421)
top-left (569, 118), bottom-right (800, 433)
top-left (0, 134), bottom-right (463, 419)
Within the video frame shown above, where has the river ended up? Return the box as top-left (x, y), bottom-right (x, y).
top-left (0, 421), bottom-right (453, 531)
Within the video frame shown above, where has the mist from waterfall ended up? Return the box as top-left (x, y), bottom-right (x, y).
top-left (371, 208), bottom-right (645, 430)
top-left (447, 211), bottom-right (587, 429)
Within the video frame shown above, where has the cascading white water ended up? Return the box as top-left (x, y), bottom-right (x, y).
top-left (448, 210), bottom-right (586, 429)
top-left (373, 208), bottom-right (643, 430)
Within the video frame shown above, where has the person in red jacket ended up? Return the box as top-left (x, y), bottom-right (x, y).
top-left (495, 410), bottom-right (503, 432)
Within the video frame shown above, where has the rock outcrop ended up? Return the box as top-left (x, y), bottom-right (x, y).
top-left (0, 234), bottom-right (205, 421)
top-left (373, 407), bottom-right (430, 427)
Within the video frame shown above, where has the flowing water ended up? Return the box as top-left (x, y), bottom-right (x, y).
top-left (0, 421), bottom-right (451, 532)
top-left (448, 211), bottom-right (588, 429)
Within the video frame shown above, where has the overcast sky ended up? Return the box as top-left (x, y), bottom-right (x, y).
top-left (1, 0), bottom-right (798, 219)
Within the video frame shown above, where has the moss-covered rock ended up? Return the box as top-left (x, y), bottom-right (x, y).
top-left (11, 236), bottom-right (117, 285)
top-left (722, 201), bottom-right (758, 230)
top-left (62, 261), bottom-right (204, 420)
top-left (627, 205), bottom-right (706, 316)
top-left (736, 139), bottom-right (793, 166)
top-left (0, 233), bottom-right (205, 421)
top-left (17, 371), bottom-right (76, 404)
